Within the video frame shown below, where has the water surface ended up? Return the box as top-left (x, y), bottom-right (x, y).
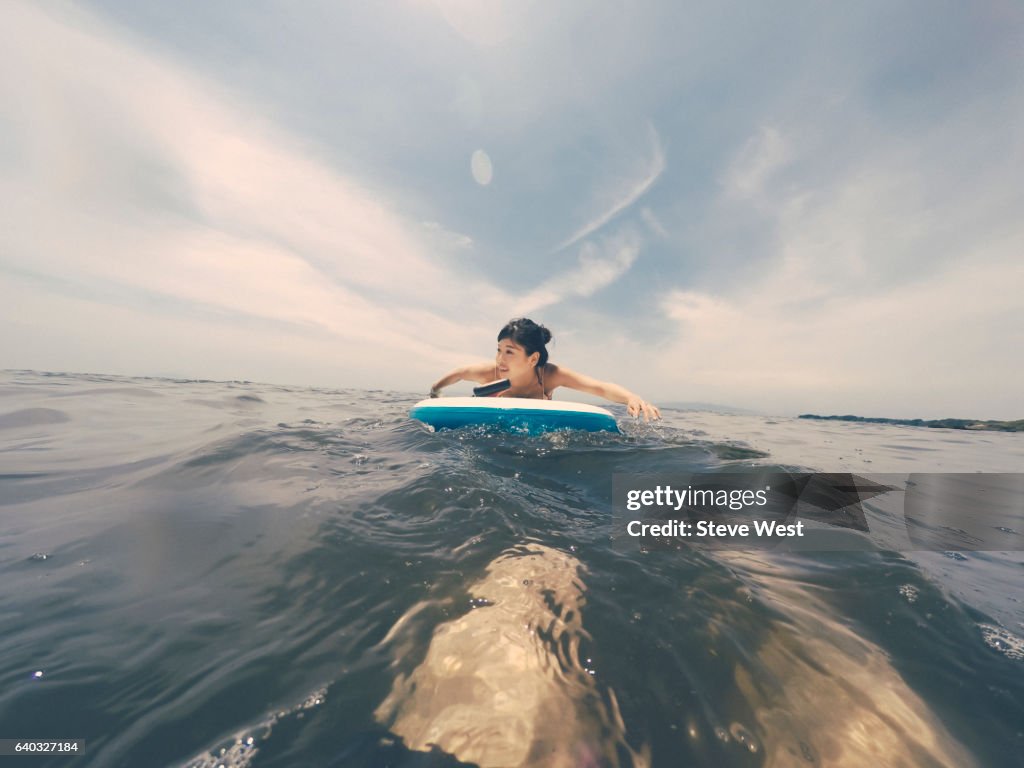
top-left (1, 371), bottom-right (1022, 767)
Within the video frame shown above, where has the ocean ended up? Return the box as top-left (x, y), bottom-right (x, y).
top-left (1, 370), bottom-right (1022, 767)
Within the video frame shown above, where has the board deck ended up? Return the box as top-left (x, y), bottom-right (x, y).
top-left (410, 397), bottom-right (619, 434)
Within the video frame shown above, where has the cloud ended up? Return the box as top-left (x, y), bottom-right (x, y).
top-left (514, 231), bottom-right (640, 315)
top-left (659, 248), bottom-right (1023, 418)
top-left (655, 116), bottom-right (1024, 418)
top-left (724, 126), bottom-right (791, 202)
top-left (420, 0), bottom-right (539, 47)
top-left (0, 2), bottom-right (504, 385)
top-left (640, 207), bottom-right (668, 239)
top-left (553, 123), bottom-right (665, 252)
top-left (421, 221), bottom-right (474, 250)
top-left (1, 0), bottom-right (1020, 415)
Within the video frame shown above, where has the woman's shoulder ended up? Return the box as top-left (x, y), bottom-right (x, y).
top-left (540, 362), bottom-right (565, 383)
top-left (543, 364), bottom-right (602, 389)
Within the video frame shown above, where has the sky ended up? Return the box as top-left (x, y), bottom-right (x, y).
top-left (1, 0), bottom-right (1022, 418)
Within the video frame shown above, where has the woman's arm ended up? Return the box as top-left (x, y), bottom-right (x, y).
top-left (547, 365), bottom-right (661, 421)
top-left (428, 362), bottom-right (494, 397)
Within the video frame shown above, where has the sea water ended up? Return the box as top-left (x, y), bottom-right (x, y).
top-left (1, 370), bottom-right (1022, 767)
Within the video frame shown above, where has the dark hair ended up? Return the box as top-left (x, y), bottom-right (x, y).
top-left (498, 318), bottom-right (552, 367)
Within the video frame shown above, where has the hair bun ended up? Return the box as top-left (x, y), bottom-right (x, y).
top-left (498, 318), bottom-right (553, 366)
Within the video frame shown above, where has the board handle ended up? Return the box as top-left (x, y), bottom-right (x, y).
top-left (473, 378), bottom-right (511, 397)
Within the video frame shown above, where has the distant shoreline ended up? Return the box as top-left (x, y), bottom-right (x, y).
top-left (799, 414), bottom-right (1024, 433)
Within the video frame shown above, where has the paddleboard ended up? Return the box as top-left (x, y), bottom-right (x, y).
top-left (410, 397), bottom-right (619, 434)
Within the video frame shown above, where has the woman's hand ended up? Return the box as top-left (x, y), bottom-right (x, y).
top-left (627, 396), bottom-right (661, 421)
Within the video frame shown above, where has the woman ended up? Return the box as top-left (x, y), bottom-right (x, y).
top-left (429, 318), bottom-right (661, 422)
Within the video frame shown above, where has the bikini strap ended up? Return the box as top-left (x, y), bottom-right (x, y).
top-left (538, 365), bottom-right (551, 400)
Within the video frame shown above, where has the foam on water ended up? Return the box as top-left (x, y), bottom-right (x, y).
top-left (183, 687), bottom-right (327, 768)
top-left (980, 624), bottom-right (1024, 661)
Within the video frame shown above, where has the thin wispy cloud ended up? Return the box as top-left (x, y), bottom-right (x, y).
top-left (515, 231), bottom-right (641, 315)
top-left (640, 208), bottom-right (669, 239)
top-left (553, 124), bottom-right (665, 253)
top-left (724, 126), bottom-right (791, 202)
top-left (422, 0), bottom-right (539, 48)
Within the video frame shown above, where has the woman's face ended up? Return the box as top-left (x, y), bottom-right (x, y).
top-left (496, 339), bottom-right (539, 379)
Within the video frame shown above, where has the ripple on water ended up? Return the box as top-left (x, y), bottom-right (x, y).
top-left (979, 624), bottom-right (1024, 661)
top-left (728, 722), bottom-right (760, 754)
top-left (183, 685), bottom-right (327, 768)
top-left (898, 584), bottom-right (920, 603)
top-left (0, 408), bottom-right (71, 429)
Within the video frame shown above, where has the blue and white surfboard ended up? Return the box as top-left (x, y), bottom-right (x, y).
top-left (410, 397), bottom-right (619, 434)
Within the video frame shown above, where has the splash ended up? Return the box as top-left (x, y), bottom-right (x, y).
top-left (181, 686), bottom-right (327, 768)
